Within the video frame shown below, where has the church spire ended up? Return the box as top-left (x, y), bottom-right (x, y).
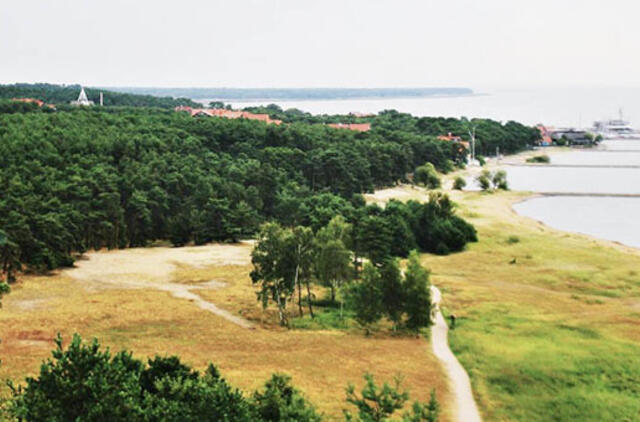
top-left (70, 86), bottom-right (94, 106)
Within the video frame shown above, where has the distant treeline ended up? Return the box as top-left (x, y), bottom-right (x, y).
top-left (242, 105), bottom-right (541, 156)
top-left (103, 86), bottom-right (474, 100)
top-left (0, 105), bottom-right (480, 274)
top-left (0, 83), bottom-right (200, 108)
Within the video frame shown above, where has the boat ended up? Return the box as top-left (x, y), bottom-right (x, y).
top-left (592, 109), bottom-right (640, 139)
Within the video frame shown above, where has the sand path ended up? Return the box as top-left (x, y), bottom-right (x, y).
top-left (66, 244), bottom-right (254, 329)
top-left (430, 286), bottom-right (482, 422)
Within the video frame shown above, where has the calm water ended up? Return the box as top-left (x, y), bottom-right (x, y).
top-left (513, 197), bottom-right (640, 248)
top-left (510, 140), bottom-right (640, 248)
top-left (220, 86), bottom-right (640, 128)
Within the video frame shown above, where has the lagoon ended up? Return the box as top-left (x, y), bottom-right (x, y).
top-left (509, 141), bottom-right (640, 248)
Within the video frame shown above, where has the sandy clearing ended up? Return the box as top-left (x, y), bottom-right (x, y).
top-left (431, 286), bottom-right (482, 422)
top-left (69, 243), bottom-right (252, 285)
top-left (65, 243), bottom-right (254, 329)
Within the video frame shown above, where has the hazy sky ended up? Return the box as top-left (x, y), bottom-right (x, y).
top-left (2, 0), bottom-right (639, 88)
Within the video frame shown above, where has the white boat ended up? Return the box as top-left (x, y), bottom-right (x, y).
top-left (592, 109), bottom-right (640, 139)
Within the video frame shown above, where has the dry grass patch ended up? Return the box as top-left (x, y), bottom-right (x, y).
top-left (0, 242), bottom-right (451, 420)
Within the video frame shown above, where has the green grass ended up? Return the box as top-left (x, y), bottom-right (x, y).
top-left (368, 186), bottom-right (640, 421)
top-left (450, 304), bottom-right (640, 421)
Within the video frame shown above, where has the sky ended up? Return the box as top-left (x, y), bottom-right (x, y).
top-left (2, 0), bottom-right (640, 89)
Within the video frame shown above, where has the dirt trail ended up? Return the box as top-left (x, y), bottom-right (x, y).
top-left (430, 286), bottom-right (482, 422)
top-left (66, 244), bottom-right (254, 329)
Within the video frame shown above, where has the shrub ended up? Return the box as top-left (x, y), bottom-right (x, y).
top-left (252, 374), bottom-right (321, 422)
top-left (8, 334), bottom-right (254, 421)
top-left (526, 154), bottom-right (550, 163)
top-left (506, 235), bottom-right (520, 244)
top-left (476, 155), bottom-right (487, 166)
top-left (476, 172), bottom-right (491, 191)
top-left (414, 163), bottom-right (441, 189)
top-left (344, 374), bottom-right (439, 422)
top-left (492, 170), bottom-right (508, 190)
top-left (453, 176), bottom-right (466, 190)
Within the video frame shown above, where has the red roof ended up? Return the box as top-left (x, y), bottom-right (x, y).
top-left (12, 98), bottom-right (44, 107)
top-left (176, 106), bottom-right (282, 125)
top-left (536, 125), bottom-right (553, 146)
top-left (437, 132), bottom-right (462, 142)
top-left (327, 123), bottom-right (371, 132)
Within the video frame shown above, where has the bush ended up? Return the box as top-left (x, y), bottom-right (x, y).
top-left (476, 171), bottom-right (491, 191)
top-left (476, 155), bottom-right (487, 166)
top-left (414, 163), bottom-right (441, 189)
top-left (506, 235), bottom-right (520, 244)
top-left (526, 154), bottom-right (550, 163)
top-left (252, 374), bottom-right (321, 422)
top-left (476, 169), bottom-right (508, 191)
top-left (8, 334), bottom-right (250, 421)
top-left (492, 170), bottom-right (508, 190)
top-left (453, 176), bottom-right (466, 190)
top-left (344, 374), bottom-right (439, 422)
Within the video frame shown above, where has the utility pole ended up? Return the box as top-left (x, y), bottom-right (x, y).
top-left (467, 125), bottom-right (476, 164)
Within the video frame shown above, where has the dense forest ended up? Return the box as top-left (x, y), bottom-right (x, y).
top-left (0, 105), bottom-right (472, 274)
top-left (0, 83), bottom-right (199, 108)
top-left (243, 105), bottom-right (541, 156)
top-left (0, 99), bottom-right (539, 279)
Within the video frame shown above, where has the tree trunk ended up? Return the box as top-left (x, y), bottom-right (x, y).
top-left (330, 281), bottom-right (336, 303)
top-left (295, 264), bottom-right (303, 317)
top-left (274, 283), bottom-right (287, 327)
top-left (305, 279), bottom-right (315, 319)
top-left (353, 253), bottom-right (360, 279)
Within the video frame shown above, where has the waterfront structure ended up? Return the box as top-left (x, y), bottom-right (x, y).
top-left (592, 110), bottom-right (639, 139)
top-left (536, 125), bottom-right (553, 146)
top-left (70, 87), bottom-right (94, 106)
top-left (549, 129), bottom-right (592, 145)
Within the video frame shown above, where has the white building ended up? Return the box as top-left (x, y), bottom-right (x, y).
top-left (70, 87), bottom-right (94, 106)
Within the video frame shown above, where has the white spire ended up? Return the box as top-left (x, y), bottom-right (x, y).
top-left (78, 87), bottom-right (89, 102)
top-left (70, 86), bottom-right (94, 106)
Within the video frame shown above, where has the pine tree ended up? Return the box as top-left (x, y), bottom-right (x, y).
top-left (403, 250), bottom-right (433, 332)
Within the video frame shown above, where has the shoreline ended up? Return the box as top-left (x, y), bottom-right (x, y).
top-left (444, 145), bottom-right (640, 254)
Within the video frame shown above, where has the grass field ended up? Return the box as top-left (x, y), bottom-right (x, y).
top-left (369, 186), bottom-right (640, 421)
top-left (0, 243), bottom-right (451, 420)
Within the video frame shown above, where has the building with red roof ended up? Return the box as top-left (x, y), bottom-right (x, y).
top-left (327, 123), bottom-right (371, 132)
top-left (174, 106), bottom-right (282, 125)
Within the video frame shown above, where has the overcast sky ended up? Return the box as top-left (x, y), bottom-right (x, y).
top-left (2, 0), bottom-right (639, 88)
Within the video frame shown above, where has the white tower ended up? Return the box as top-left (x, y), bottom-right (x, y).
top-left (70, 86), bottom-right (94, 106)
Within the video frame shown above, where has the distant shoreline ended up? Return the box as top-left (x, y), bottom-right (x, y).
top-left (200, 93), bottom-right (483, 104)
top-left (100, 86), bottom-right (474, 102)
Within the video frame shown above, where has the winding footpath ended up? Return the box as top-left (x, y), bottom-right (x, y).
top-left (430, 286), bottom-right (482, 422)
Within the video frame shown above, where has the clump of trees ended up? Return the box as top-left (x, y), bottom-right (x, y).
top-left (251, 193), bottom-right (473, 330)
top-left (476, 170), bottom-right (508, 191)
top-left (345, 251), bottom-right (433, 334)
top-left (5, 334), bottom-right (440, 421)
